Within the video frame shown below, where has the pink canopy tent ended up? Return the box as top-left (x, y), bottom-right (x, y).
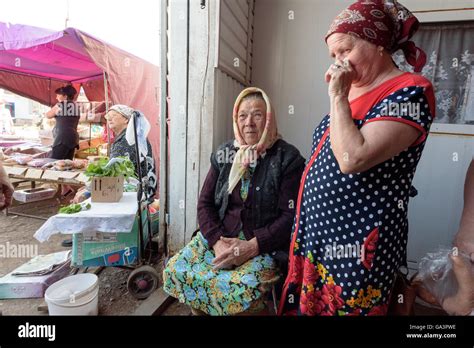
top-left (0, 22), bottom-right (160, 180)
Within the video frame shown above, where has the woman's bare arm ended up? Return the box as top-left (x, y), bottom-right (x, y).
top-left (330, 95), bottom-right (420, 174)
top-left (45, 104), bottom-right (60, 119)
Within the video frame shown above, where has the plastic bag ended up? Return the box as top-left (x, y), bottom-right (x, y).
top-left (125, 110), bottom-right (150, 161)
top-left (417, 247), bottom-right (471, 305)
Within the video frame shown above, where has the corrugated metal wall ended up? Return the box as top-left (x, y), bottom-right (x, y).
top-left (217, 0), bottom-right (254, 85)
top-left (212, 0), bottom-right (254, 148)
top-left (213, 69), bottom-right (245, 149)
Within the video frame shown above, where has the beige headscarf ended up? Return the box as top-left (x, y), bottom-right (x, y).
top-left (227, 87), bottom-right (280, 194)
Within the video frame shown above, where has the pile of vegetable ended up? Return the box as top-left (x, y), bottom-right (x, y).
top-left (81, 148), bottom-right (98, 154)
top-left (84, 157), bottom-right (136, 179)
top-left (42, 159), bottom-right (88, 171)
top-left (59, 202), bottom-right (91, 214)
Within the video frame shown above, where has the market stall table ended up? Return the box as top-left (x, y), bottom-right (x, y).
top-left (34, 192), bottom-right (160, 299)
top-left (3, 164), bottom-right (87, 220)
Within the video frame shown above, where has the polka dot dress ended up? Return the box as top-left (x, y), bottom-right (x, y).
top-left (279, 76), bottom-right (436, 316)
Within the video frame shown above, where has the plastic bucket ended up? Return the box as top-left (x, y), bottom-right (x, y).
top-left (45, 274), bottom-right (99, 316)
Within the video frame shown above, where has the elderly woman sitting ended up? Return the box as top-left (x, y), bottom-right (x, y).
top-left (72, 105), bottom-right (157, 202)
top-left (163, 87), bottom-right (305, 315)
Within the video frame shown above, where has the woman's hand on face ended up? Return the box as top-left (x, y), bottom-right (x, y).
top-left (212, 237), bottom-right (259, 270)
top-left (325, 58), bottom-right (356, 98)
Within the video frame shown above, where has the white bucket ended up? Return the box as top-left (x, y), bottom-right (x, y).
top-left (45, 274), bottom-right (99, 316)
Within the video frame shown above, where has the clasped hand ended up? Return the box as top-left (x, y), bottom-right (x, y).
top-left (212, 237), bottom-right (259, 270)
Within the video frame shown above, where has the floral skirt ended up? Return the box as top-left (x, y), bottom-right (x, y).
top-left (163, 232), bottom-right (280, 315)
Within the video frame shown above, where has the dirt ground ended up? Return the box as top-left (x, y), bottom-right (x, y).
top-left (0, 191), bottom-right (441, 317)
top-left (0, 195), bottom-right (190, 316)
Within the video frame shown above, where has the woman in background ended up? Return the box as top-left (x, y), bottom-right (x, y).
top-left (45, 85), bottom-right (80, 160)
top-left (72, 104), bottom-right (157, 203)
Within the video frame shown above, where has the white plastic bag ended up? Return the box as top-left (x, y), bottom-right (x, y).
top-left (417, 247), bottom-right (471, 305)
top-left (125, 110), bottom-right (150, 161)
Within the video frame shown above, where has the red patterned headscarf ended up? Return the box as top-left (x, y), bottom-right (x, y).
top-left (325, 0), bottom-right (426, 72)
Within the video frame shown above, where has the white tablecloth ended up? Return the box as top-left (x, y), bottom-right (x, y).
top-left (34, 192), bottom-right (138, 242)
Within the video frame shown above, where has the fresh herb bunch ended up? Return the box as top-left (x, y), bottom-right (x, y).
top-left (85, 157), bottom-right (136, 179)
top-left (59, 203), bottom-right (91, 214)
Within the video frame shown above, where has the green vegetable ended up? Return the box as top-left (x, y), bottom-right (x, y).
top-left (83, 148), bottom-right (98, 154)
top-left (59, 203), bottom-right (92, 214)
top-left (84, 156), bottom-right (136, 179)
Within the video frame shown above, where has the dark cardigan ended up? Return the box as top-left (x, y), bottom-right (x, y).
top-left (197, 139), bottom-right (305, 254)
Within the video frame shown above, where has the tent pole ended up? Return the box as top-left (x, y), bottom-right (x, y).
top-left (103, 71), bottom-right (110, 156)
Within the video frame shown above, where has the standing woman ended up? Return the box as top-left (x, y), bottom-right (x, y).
top-left (45, 85), bottom-right (80, 160)
top-left (279, 0), bottom-right (436, 316)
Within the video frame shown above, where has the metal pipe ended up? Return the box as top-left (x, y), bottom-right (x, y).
top-left (103, 71), bottom-right (110, 156)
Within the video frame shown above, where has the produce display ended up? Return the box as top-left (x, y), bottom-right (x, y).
top-left (1, 146), bottom-right (50, 165)
top-left (59, 202), bottom-right (91, 214)
top-left (85, 157), bottom-right (135, 179)
top-left (42, 159), bottom-right (88, 171)
top-left (2, 154), bottom-right (34, 165)
top-left (25, 158), bottom-right (57, 168)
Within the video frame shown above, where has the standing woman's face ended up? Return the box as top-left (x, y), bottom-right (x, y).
top-left (237, 98), bottom-right (267, 146)
top-left (56, 94), bottom-right (67, 102)
top-left (327, 33), bottom-right (381, 84)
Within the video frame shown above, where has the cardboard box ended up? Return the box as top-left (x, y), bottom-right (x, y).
top-left (0, 260), bottom-right (71, 299)
top-left (91, 176), bottom-right (124, 202)
top-left (71, 210), bottom-right (156, 267)
top-left (72, 231), bottom-right (139, 267)
top-left (13, 187), bottom-right (56, 203)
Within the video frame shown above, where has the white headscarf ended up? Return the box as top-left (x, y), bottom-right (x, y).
top-left (108, 104), bottom-right (151, 159)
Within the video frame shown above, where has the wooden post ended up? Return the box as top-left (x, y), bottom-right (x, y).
top-left (168, 0), bottom-right (190, 253)
top-left (185, 0), bottom-right (218, 246)
top-left (159, 0), bottom-right (169, 255)
top-left (167, 0), bottom-right (219, 254)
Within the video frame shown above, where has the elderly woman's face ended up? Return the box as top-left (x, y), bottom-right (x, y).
top-left (327, 33), bottom-right (380, 83)
top-left (237, 98), bottom-right (267, 146)
top-left (105, 110), bottom-right (129, 133)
